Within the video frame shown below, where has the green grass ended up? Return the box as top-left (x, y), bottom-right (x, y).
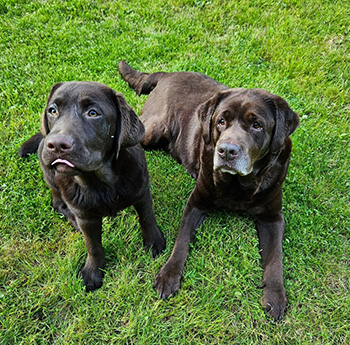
top-left (1, 0), bottom-right (349, 343)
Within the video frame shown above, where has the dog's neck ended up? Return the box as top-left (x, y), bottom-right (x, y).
top-left (72, 148), bottom-right (134, 188)
top-left (73, 159), bottom-right (116, 188)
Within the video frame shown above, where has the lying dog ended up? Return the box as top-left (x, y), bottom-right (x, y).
top-left (119, 61), bottom-right (299, 321)
top-left (19, 81), bottom-right (166, 291)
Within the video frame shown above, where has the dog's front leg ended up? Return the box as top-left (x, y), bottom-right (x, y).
top-left (134, 189), bottom-right (166, 258)
top-left (51, 189), bottom-right (78, 230)
top-left (76, 217), bottom-right (105, 292)
top-left (256, 211), bottom-right (288, 321)
top-left (154, 189), bottom-right (208, 299)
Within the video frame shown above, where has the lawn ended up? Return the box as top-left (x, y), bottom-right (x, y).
top-left (1, 0), bottom-right (349, 343)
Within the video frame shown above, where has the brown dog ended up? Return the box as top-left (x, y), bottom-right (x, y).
top-left (19, 81), bottom-right (166, 291)
top-left (119, 61), bottom-right (299, 321)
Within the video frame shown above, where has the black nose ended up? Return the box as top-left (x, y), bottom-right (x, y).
top-left (47, 135), bottom-right (74, 153)
top-left (217, 142), bottom-right (241, 160)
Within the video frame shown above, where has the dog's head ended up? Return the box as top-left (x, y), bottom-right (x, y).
top-left (39, 82), bottom-right (144, 174)
top-left (197, 88), bottom-right (299, 176)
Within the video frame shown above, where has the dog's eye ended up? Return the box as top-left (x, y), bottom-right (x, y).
top-left (88, 109), bottom-right (99, 117)
top-left (48, 107), bottom-right (58, 116)
top-left (252, 121), bottom-right (262, 130)
top-left (218, 119), bottom-right (226, 126)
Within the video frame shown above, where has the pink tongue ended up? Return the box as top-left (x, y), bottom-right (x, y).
top-left (52, 159), bottom-right (75, 168)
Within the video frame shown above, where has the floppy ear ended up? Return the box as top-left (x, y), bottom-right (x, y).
top-left (40, 82), bottom-right (64, 136)
top-left (197, 89), bottom-right (242, 144)
top-left (269, 94), bottom-right (299, 153)
top-left (112, 91), bottom-right (145, 158)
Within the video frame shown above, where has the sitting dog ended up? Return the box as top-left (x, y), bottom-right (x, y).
top-left (118, 61), bottom-right (299, 321)
top-left (19, 81), bottom-right (166, 291)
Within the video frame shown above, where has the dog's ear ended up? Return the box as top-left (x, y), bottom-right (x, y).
top-left (112, 91), bottom-right (145, 158)
top-left (40, 82), bottom-right (64, 136)
top-left (197, 89), bottom-right (241, 144)
top-left (268, 94), bottom-right (299, 153)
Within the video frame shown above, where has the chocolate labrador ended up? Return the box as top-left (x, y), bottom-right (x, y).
top-left (19, 81), bottom-right (166, 291)
top-left (118, 61), bottom-right (299, 321)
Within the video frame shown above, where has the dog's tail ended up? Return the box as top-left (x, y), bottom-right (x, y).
top-left (118, 61), bottom-right (166, 96)
top-left (18, 132), bottom-right (43, 158)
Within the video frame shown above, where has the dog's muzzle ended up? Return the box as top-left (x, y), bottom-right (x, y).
top-left (213, 141), bottom-right (252, 176)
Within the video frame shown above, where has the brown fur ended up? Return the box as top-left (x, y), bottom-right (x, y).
top-left (19, 81), bottom-right (166, 291)
top-left (119, 61), bottom-right (299, 321)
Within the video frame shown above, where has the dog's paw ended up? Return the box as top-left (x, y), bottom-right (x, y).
top-left (152, 235), bottom-right (166, 258)
top-left (260, 284), bottom-right (288, 322)
top-left (153, 264), bottom-right (182, 299)
top-left (144, 231), bottom-right (166, 258)
top-left (80, 265), bottom-right (104, 292)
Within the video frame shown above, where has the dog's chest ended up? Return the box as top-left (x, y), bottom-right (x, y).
top-left (55, 175), bottom-right (132, 218)
top-left (214, 192), bottom-right (255, 212)
top-left (212, 176), bottom-right (259, 212)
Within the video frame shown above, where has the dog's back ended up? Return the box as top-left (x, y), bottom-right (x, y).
top-left (118, 61), bottom-right (227, 177)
